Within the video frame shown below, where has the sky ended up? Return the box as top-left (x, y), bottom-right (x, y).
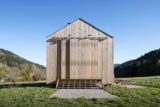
top-left (0, 0), bottom-right (160, 66)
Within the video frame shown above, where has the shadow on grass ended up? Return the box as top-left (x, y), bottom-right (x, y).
top-left (0, 82), bottom-right (56, 89)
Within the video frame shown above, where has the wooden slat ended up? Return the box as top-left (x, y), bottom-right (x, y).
top-left (47, 36), bottom-right (108, 42)
top-left (91, 40), bottom-right (98, 79)
top-left (61, 40), bottom-right (66, 79)
top-left (46, 43), bottom-right (57, 84)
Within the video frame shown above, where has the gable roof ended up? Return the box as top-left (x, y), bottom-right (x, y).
top-left (47, 18), bottom-right (113, 40)
top-left (78, 18), bottom-right (113, 38)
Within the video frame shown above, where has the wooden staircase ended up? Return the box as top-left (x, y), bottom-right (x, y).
top-left (56, 79), bottom-right (103, 89)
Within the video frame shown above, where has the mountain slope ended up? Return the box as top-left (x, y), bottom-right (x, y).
top-left (114, 64), bottom-right (120, 68)
top-left (115, 49), bottom-right (160, 77)
top-left (0, 48), bottom-right (46, 82)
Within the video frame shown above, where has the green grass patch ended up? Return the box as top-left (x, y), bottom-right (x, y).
top-left (0, 86), bottom-right (160, 107)
top-left (116, 76), bottom-right (160, 80)
top-left (129, 77), bottom-right (160, 88)
top-left (105, 85), bottom-right (160, 107)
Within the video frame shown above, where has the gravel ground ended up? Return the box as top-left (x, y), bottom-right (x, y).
top-left (50, 89), bottom-right (117, 99)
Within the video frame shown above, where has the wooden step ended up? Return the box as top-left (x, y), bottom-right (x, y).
top-left (56, 79), bottom-right (103, 89)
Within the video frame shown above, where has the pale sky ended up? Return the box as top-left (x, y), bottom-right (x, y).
top-left (0, 0), bottom-right (160, 66)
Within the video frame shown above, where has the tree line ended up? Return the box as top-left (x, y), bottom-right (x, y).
top-left (115, 49), bottom-right (160, 77)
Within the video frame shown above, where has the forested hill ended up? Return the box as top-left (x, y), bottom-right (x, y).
top-left (0, 48), bottom-right (46, 82)
top-left (115, 49), bottom-right (160, 77)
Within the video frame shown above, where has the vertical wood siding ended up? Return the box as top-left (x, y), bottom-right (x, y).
top-left (46, 19), bottom-right (114, 85)
top-left (46, 43), bottom-right (57, 84)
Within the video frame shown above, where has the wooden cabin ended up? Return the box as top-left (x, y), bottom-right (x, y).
top-left (46, 18), bottom-right (114, 88)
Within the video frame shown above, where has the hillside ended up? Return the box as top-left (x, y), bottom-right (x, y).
top-left (114, 64), bottom-right (120, 68)
top-left (0, 49), bottom-right (46, 82)
top-left (115, 49), bottom-right (160, 77)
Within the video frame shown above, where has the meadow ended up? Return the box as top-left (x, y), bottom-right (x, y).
top-left (0, 76), bottom-right (160, 107)
top-left (129, 76), bottom-right (160, 88)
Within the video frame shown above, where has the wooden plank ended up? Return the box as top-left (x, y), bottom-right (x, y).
top-left (46, 44), bottom-right (50, 84)
top-left (46, 43), bottom-right (57, 84)
top-left (98, 40), bottom-right (102, 79)
top-left (70, 39), bottom-right (76, 79)
top-left (107, 38), bottom-right (114, 84)
top-left (86, 39), bottom-right (91, 79)
top-left (61, 40), bottom-right (66, 79)
top-left (47, 37), bottom-right (108, 42)
top-left (91, 40), bottom-right (98, 79)
top-left (57, 41), bottom-right (61, 79)
top-left (75, 39), bottom-right (79, 79)
top-left (79, 40), bottom-right (83, 78)
top-left (102, 39), bottom-right (108, 84)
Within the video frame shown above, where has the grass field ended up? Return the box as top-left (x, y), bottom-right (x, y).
top-left (0, 77), bottom-right (160, 107)
top-left (129, 76), bottom-right (160, 88)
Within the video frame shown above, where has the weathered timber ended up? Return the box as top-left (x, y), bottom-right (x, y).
top-left (46, 18), bottom-right (114, 85)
